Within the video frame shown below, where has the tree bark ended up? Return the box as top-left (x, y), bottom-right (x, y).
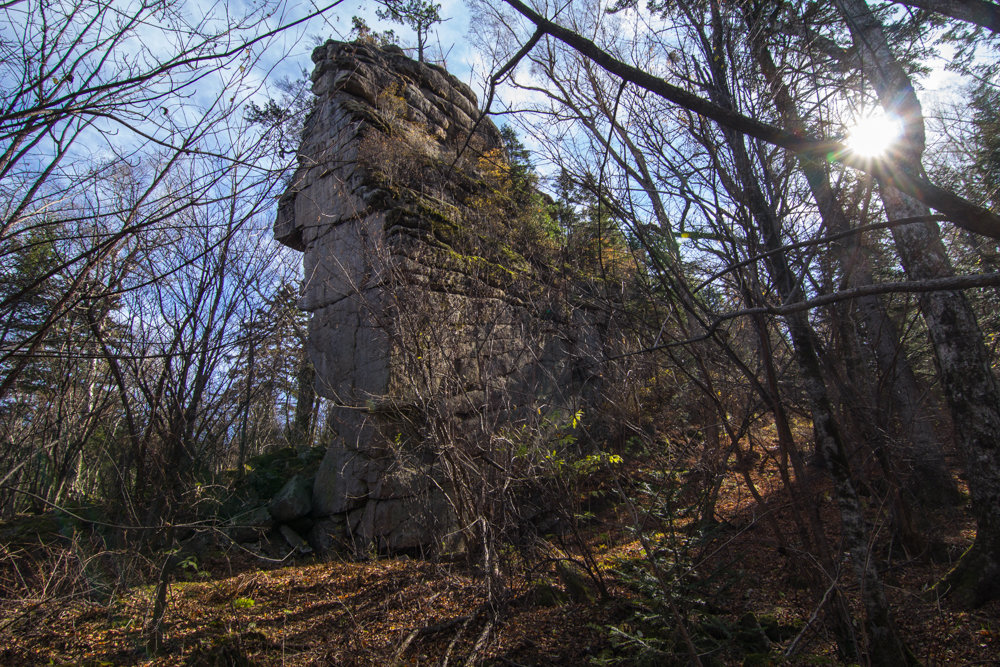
top-left (882, 190), bottom-right (1000, 606)
top-left (730, 154), bottom-right (916, 666)
top-left (836, 0), bottom-right (1000, 606)
top-left (894, 0), bottom-right (1000, 33)
top-left (292, 346), bottom-right (316, 450)
top-left (750, 35), bottom-right (959, 510)
top-left (694, 2), bottom-right (914, 656)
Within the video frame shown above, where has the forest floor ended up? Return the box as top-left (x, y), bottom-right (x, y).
top-left (1, 450), bottom-right (998, 665)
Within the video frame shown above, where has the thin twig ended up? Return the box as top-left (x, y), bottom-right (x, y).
top-left (785, 577), bottom-right (839, 658)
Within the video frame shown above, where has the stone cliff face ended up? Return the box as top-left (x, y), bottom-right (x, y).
top-left (275, 41), bottom-right (604, 553)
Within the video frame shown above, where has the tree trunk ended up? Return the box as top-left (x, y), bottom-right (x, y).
top-left (883, 189), bottom-right (1000, 606)
top-left (705, 50), bottom-right (916, 667)
top-left (291, 346), bottom-right (316, 450)
top-left (238, 330), bottom-right (256, 478)
top-left (836, 0), bottom-right (1000, 606)
top-left (750, 32), bottom-right (958, 511)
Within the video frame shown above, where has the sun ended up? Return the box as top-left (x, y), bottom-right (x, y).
top-left (845, 111), bottom-right (902, 158)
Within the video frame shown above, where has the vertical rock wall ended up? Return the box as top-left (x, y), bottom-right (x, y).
top-left (275, 41), bottom-right (603, 553)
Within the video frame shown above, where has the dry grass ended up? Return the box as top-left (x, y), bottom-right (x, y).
top-left (2, 437), bottom-right (997, 665)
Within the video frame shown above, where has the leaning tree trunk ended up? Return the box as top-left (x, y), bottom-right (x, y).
top-left (883, 190), bottom-right (1000, 606)
top-left (750, 35), bottom-right (958, 512)
top-left (728, 142), bottom-right (914, 665)
top-left (567, 57), bottom-right (864, 644)
top-left (835, 0), bottom-right (1000, 607)
top-left (697, 4), bottom-right (914, 656)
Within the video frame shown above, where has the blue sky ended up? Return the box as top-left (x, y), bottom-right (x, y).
top-left (255, 0), bottom-right (482, 92)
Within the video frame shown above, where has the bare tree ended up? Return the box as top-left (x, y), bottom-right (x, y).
top-left (0, 0), bottom-right (345, 399)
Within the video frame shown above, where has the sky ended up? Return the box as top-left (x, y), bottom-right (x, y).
top-left (1, 0), bottom-right (990, 352)
top-left (1, 0), bottom-right (981, 229)
top-left (255, 0), bottom-right (483, 95)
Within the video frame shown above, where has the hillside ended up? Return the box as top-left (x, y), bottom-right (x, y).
top-left (3, 447), bottom-right (997, 665)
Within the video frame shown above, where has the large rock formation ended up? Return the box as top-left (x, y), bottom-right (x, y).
top-left (275, 41), bottom-right (604, 553)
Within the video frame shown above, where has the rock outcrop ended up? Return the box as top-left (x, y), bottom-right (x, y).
top-left (275, 41), bottom-right (605, 553)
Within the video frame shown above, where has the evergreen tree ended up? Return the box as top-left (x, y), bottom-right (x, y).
top-left (376, 0), bottom-right (442, 62)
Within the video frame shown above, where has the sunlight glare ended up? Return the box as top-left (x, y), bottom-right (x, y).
top-left (846, 112), bottom-right (902, 158)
